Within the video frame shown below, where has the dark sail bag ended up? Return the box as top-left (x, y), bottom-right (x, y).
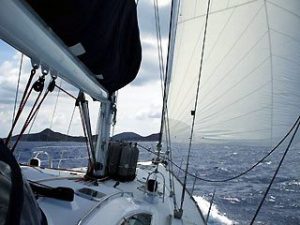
top-left (26, 0), bottom-right (142, 93)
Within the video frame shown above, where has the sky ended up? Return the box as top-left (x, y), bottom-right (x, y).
top-left (0, 0), bottom-right (171, 138)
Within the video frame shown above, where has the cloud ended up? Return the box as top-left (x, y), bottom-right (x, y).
top-left (135, 103), bottom-right (162, 120)
top-left (139, 0), bottom-right (171, 8)
top-left (0, 50), bottom-right (84, 137)
top-left (0, 1), bottom-right (172, 137)
top-left (0, 52), bottom-right (79, 101)
top-left (113, 82), bottom-right (163, 136)
top-left (131, 0), bottom-right (171, 87)
top-left (137, 0), bottom-right (170, 44)
top-left (132, 35), bottom-right (169, 86)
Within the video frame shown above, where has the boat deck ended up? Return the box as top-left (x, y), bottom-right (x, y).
top-left (21, 162), bottom-right (205, 225)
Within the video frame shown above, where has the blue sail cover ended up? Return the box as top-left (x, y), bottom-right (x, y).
top-left (26, 0), bottom-right (142, 94)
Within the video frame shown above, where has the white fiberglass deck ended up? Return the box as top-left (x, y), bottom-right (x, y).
top-left (21, 162), bottom-right (205, 225)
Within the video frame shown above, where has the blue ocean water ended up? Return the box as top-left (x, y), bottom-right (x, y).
top-left (15, 141), bottom-right (300, 225)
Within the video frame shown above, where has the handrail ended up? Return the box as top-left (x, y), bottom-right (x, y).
top-left (0, 0), bottom-right (108, 102)
top-left (77, 192), bottom-right (133, 225)
top-left (57, 150), bottom-right (68, 169)
top-left (21, 147), bottom-right (89, 169)
top-left (145, 169), bottom-right (166, 203)
top-left (191, 170), bottom-right (198, 195)
top-left (32, 151), bottom-right (53, 168)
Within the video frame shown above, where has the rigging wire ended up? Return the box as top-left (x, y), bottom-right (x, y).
top-left (11, 88), bottom-right (49, 152)
top-left (12, 53), bottom-right (23, 125)
top-left (152, 3), bottom-right (174, 210)
top-left (7, 60), bottom-right (85, 160)
top-left (137, 115), bottom-right (300, 183)
top-left (27, 108), bottom-right (39, 134)
top-left (154, 0), bottom-right (180, 211)
top-left (49, 80), bottom-right (78, 136)
top-left (180, 0), bottom-right (211, 211)
top-left (54, 84), bottom-right (77, 100)
top-left (153, 0), bottom-right (167, 151)
top-left (10, 72), bottom-right (57, 152)
top-left (250, 116), bottom-right (300, 225)
top-left (50, 79), bottom-right (63, 130)
top-left (153, 0), bottom-right (165, 94)
top-left (67, 105), bottom-right (76, 135)
top-left (5, 68), bottom-right (37, 145)
top-left (29, 80), bottom-right (77, 138)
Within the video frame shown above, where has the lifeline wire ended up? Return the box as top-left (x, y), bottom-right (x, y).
top-left (250, 115), bottom-right (300, 225)
top-left (137, 115), bottom-right (300, 183)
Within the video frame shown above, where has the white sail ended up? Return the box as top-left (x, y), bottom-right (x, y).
top-left (165, 0), bottom-right (300, 146)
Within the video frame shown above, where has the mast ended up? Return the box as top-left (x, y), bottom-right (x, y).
top-left (157, 0), bottom-right (180, 158)
top-left (94, 98), bottom-right (114, 177)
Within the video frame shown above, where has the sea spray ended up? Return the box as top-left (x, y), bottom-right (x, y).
top-left (193, 195), bottom-right (236, 225)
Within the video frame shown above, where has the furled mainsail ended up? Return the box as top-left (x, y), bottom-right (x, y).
top-left (26, 0), bottom-right (142, 94)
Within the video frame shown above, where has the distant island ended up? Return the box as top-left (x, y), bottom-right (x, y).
top-left (9, 128), bottom-right (159, 142)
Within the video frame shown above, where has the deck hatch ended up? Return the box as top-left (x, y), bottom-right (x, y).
top-left (76, 188), bottom-right (106, 201)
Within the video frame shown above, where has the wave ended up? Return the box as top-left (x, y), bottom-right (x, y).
top-left (193, 195), bottom-right (236, 225)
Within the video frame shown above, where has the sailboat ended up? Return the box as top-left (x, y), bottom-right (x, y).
top-left (0, 0), bottom-right (299, 225)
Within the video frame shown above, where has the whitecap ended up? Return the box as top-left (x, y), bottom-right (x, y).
top-left (289, 180), bottom-right (300, 186)
top-left (223, 197), bottom-right (240, 204)
top-left (193, 195), bottom-right (237, 225)
top-left (269, 195), bottom-right (276, 202)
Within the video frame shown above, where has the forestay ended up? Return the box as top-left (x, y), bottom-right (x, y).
top-left (164, 0), bottom-right (300, 147)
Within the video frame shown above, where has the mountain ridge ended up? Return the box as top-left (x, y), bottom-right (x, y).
top-left (8, 128), bottom-right (159, 142)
